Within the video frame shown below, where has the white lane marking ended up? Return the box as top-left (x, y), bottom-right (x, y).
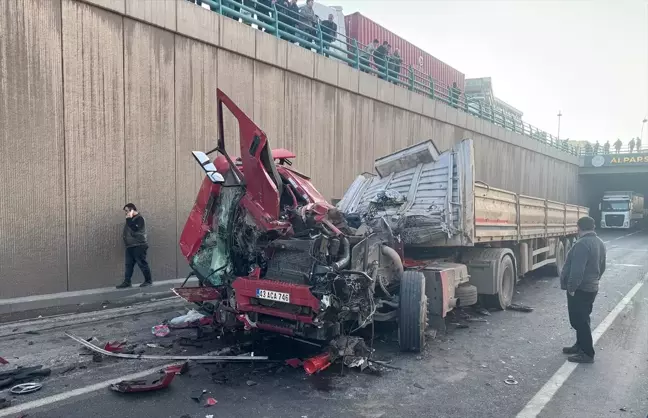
top-left (607, 263), bottom-right (644, 267)
top-left (602, 230), bottom-right (641, 244)
top-left (516, 276), bottom-right (646, 418)
top-left (0, 363), bottom-right (176, 417)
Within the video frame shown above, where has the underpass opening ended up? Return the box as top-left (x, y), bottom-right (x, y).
top-left (579, 171), bottom-right (648, 228)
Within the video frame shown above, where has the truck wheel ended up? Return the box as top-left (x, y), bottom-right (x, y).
top-left (399, 270), bottom-right (428, 352)
top-left (550, 241), bottom-right (566, 277)
top-left (456, 283), bottom-right (478, 307)
top-left (481, 256), bottom-right (515, 310)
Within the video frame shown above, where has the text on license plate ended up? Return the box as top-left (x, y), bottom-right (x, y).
top-left (256, 289), bottom-right (290, 303)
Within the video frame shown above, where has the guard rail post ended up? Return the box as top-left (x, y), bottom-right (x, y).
top-left (272, 3), bottom-right (280, 38)
top-left (408, 65), bottom-right (414, 91)
top-left (353, 39), bottom-right (360, 69)
top-left (428, 76), bottom-right (435, 100)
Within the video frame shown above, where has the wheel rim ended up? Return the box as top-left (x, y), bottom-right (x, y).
top-left (501, 262), bottom-right (514, 306)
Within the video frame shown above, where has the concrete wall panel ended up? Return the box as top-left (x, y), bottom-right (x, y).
top-left (217, 49), bottom-right (254, 155)
top-left (310, 82), bottom-right (337, 200)
top-left (174, 36), bottom-right (219, 276)
top-left (83, 0), bottom-right (125, 14)
top-left (255, 30), bottom-right (286, 68)
top-left (253, 62), bottom-right (285, 148)
top-left (125, 0), bottom-right (176, 30)
top-left (283, 73), bottom-right (312, 175)
top-left (219, 14), bottom-right (256, 58)
top-left (0, 0), bottom-right (67, 298)
top-left (177, 0), bottom-right (220, 46)
top-left (124, 19), bottom-right (177, 282)
top-left (334, 89), bottom-right (357, 200)
top-left (353, 96), bottom-right (375, 177)
top-left (337, 63), bottom-right (359, 93)
top-left (62, 0), bottom-right (126, 290)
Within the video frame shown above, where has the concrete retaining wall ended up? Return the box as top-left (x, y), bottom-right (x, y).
top-left (0, 0), bottom-right (580, 297)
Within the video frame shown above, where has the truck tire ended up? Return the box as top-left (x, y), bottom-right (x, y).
top-left (549, 241), bottom-right (566, 277)
top-left (481, 255), bottom-right (515, 310)
top-left (456, 283), bottom-right (478, 307)
top-left (399, 270), bottom-right (428, 352)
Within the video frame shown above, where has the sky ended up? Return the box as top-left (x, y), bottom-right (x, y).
top-left (329, 0), bottom-right (648, 145)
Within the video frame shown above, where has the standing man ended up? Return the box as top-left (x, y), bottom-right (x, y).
top-left (629, 137), bottom-right (636, 153)
top-left (560, 216), bottom-right (606, 363)
top-left (116, 203), bottom-right (153, 288)
top-left (389, 48), bottom-right (402, 84)
top-left (373, 41), bottom-right (389, 79)
top-left (321, 14), bottom-right (337, 57)
top-left (299, 0), bottom-right (317, 50)
top-left (603, 140), bottom-right (610, 154)
top-left (614, 138), bottom-right (623, 153)
top-left (636, 136), bottom-right (642, 152)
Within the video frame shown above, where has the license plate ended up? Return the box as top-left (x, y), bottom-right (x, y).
top-left (256, 289), bottom-right (290, 303)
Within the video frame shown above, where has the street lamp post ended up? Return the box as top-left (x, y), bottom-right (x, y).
top-left (641, 117), bottom-right (647, 142)
top-left (557, 110), bottom-right (562, 140)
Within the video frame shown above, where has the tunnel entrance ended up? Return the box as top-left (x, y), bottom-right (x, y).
top-left (579, 171), bottom-right (648, 227)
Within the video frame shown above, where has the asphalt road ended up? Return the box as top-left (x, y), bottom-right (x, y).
top-left (0, 229), bottom-right (646, 418)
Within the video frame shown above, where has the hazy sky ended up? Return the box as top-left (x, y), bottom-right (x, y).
top-left (333, 0), bottom-right (648, 145)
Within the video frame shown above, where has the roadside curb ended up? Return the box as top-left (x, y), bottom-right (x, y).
top-left (0, 278), bottom-right (195, 321)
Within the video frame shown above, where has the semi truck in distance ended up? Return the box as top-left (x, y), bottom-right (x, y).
top-left (600, 191), bottom-right (644, 229)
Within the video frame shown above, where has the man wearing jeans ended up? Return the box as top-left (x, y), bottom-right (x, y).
top-left (560, 216), bottom-right (606, 363)
top-left (116, 203), bottom-right (153, 288)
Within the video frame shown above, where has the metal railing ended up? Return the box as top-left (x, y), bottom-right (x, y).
top-left (189, 0), bottom-right (580, 156)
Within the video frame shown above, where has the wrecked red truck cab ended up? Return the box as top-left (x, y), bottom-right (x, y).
top-left (177, 89), bottom-right (467, 353)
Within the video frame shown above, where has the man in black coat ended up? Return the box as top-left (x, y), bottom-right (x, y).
top-left (559, 216), bottom-right (606, 363)
top-left (321, 14), bottom-right (337, 57)
top-left (116, 203), bottom-right (153, 288)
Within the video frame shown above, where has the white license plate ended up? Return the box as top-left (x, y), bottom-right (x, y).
top-left (256, 289), bottom-right (290, 303)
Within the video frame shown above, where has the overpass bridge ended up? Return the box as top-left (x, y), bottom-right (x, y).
top-left (579, 151), bottom-right (648, 224)
top-left (1, 0), bottom-right (581, 298)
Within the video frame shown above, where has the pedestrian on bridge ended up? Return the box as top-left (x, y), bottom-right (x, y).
top-left (559, 216), bottom-right (606, 364)
top-left (637, 137), bottom-right (642, 152)
top-left (593, 141), bottom-right (600, 155)
top-left (614, 138), bottom-right (623, 153)
top-left (603, 140), bottom-right (610, 154)
top-left (117, 204), bottom-right (153, 289)
top-left (629, 137), bottom-right (636, 153)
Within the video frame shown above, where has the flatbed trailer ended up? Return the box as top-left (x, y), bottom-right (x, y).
top-left (338, 139), bottom-right (588, 312)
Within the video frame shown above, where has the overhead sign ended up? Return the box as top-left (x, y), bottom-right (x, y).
top-left (585, 153), bottom-right (648, 167)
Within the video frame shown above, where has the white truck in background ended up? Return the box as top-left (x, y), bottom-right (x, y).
top-left (600, 191), bottom-right (644, 229)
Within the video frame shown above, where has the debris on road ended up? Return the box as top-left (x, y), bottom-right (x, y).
top-left (10, 382), bottom-right (43, 395)
top-left (504, 375), bottom-right (518, 385)
top-left (246, 380), bottom-right (257, 386)
top-left (0, 356), bottom-right (8, 365)
top-left (0, 397), bottom-right (9, 410)
top-left (66, 332), bottom-right (269, 362)
top-left (303, 353), bottom-right (331, 375)
top-left (619, 407), bottom-right (627, 412)
top-left (104, 341), bottom-right (127, 353)
top-left (111, 363), bottom-right (188, 393)
top-left (152, 324), bottom-right (171, 337)
top-left (169, 309), bottom-right (207, 328)
top-left (191, 389), bottom-right (206, 403)
top-left (0, 365), bottom-right (51, 390)
top-left (474, 307), bottom-right (491, 316)
top-left (204, 397), bottom-right (217, 407)
top-left (146, 343), bottom-right (160, 348)
top-left (508, 303), bottom-right (534, 313)
top-left (285, 358), bottom-right (301, 368)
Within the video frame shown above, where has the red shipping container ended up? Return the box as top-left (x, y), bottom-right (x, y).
top-left (344, 12), bottom-right (465, 91)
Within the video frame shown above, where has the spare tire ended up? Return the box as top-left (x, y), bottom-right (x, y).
top-left (399, 270), bottom-right (428, 352)
top-left (456, 283), bottom-right (478, 307)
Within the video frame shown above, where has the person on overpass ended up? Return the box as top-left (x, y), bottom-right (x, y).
top-left (117, 204), bottom-right (153, 289)
top-left (603, 140), bottom-right (610, 154)
top-left (593, 141), bottom-right (600, 155)
top-left (614, 138), bottom-right (623, 153)
top-left (559, 216), bottom-right (606, 364)
top-left (321, 14), bottom-right (338, 58)
top-left (629, 137), bottom-right (636, 153)
top-left (389, 48), bottom-right (402, 84)
top-left (637, 137), bottom-right (642, 152)
top-left (298, 0), bottom-right (317, 50)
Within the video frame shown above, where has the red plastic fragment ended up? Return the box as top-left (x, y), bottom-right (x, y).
top-left (110, 364), bottom-right (185, 393)
top-left (285, 358), bottom-right (301, 368)
top-left (0, 356), bottom-right (8, 365)
top-left (303, 353), bottom-right (332, 375)
top-left (104, 341), bottom-right (127, 353)
top-left (204, 397), bottom-right (217, 407)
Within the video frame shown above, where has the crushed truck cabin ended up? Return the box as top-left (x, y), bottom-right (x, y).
top-left (173, 89), bottom-right (588, 353)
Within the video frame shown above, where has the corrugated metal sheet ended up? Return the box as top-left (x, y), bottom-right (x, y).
top-left (344, 12), bottom-right (465, 89)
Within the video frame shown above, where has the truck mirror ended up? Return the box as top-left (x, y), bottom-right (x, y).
top-left (192, 151), bottom-right (225, 184)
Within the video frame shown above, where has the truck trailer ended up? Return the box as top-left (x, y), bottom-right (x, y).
top-left (175, 89), bottom-right (588, 353)
top-left (600, 191), bottom-right (644, 229)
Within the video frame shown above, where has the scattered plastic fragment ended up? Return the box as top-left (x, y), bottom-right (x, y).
top-left (104, 341), bottom-right (127, 353)
top-left (169, 309), bottom-right (206, 327)
top-left (285, 358), bottom-right (301, 368)
top-left (152, 325), bottom-right (170, 337)
top-left (191, 389), bottom-right (206, 403)
top-left (504, 375), bottom-right (518, 385)
top-left (146, 344), bottom-right (159, 348)
top-left (0, 357), bottom-right (8, 365)
top-left (508, 303), bottom-right (534, 313)
top-left (110, 365), bottom-right (181, 393)
top-left (246, 380), bottom-right (257, 386)
top-left (204, 397), bottom-right (217, 407)
top-left (303, 353), bottom-right (331, 375)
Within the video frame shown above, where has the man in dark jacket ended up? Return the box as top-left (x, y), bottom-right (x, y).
top-left (374, 41), bottom-right (389, 79)
top-left (116, 203), bottom-right (153, 288)
top-left (559, 216), bottom-right (606, 363)
top-left (321, 14), bottom-right (337, 57)
top-left (389, 48), bottom-right (402, 84)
